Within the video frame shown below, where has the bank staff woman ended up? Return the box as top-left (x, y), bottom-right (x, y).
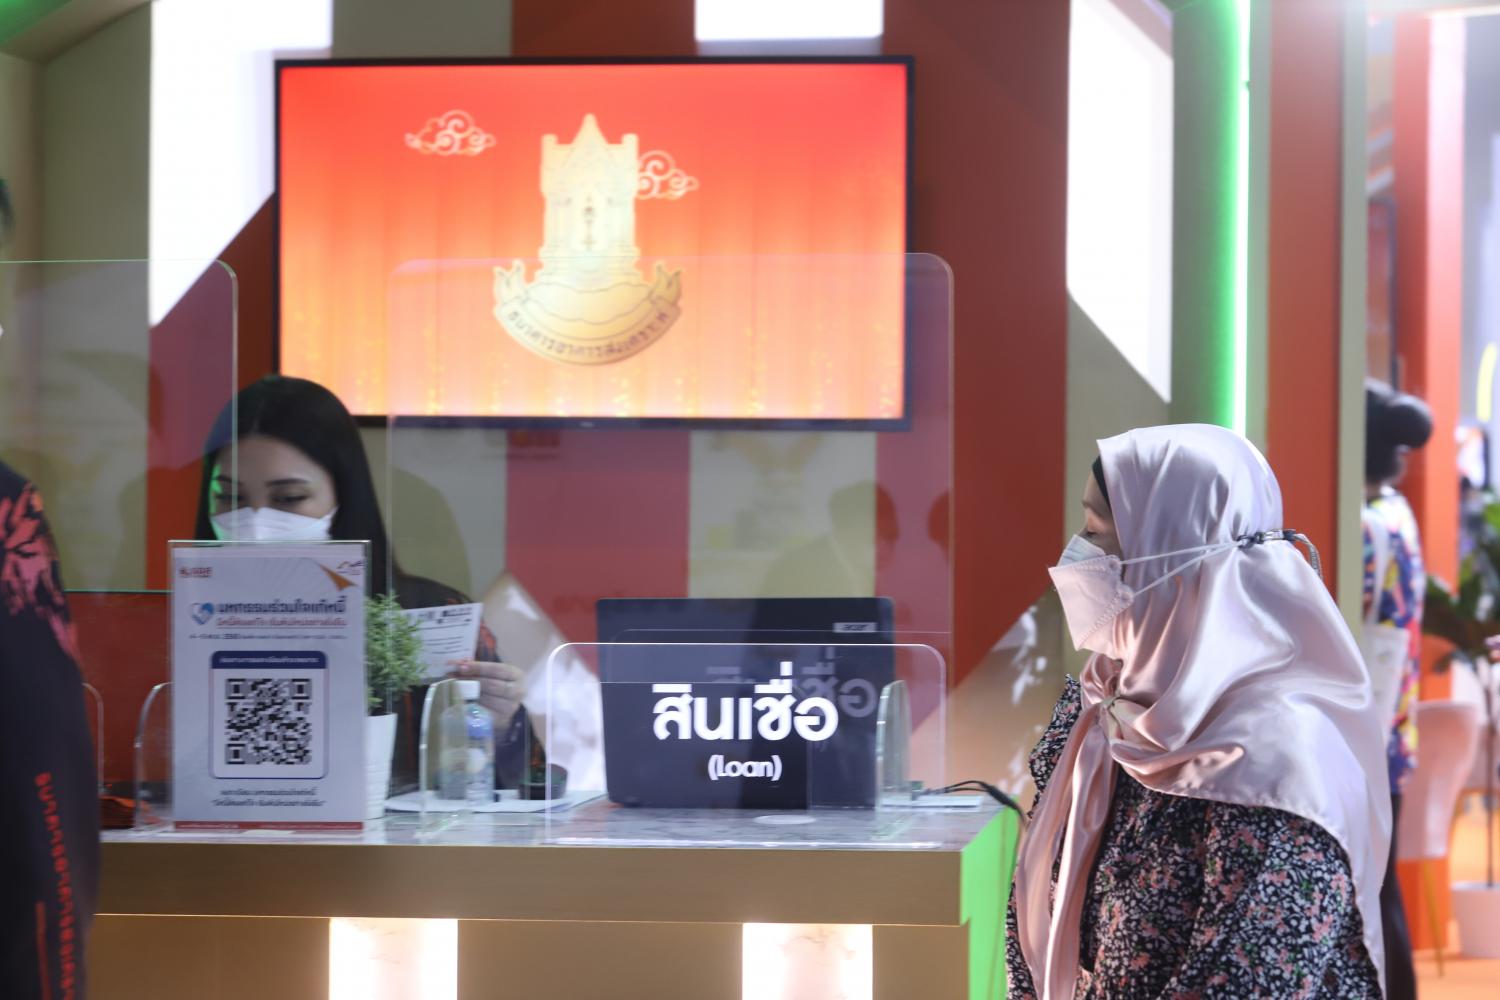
top-left (1007, 425), bottom-right (1389, 999)
top-left (193, 375), bottom-right (540, 789)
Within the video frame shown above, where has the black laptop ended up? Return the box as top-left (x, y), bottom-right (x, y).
top-left (595, 597), bottom-right (895, 809)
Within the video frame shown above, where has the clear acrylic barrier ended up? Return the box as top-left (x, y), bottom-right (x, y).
top-left (83, 682), bottom-right (105, 796)
top-left (27, 251), bottom-right (1022, 852)
top-left (0, 260), bottom-right (236, 823)
top-left (521, 642), bottom-right (955, 841)
top-left (375, 252), bottom-right (950, 600)
top-left (374, 253), bottom-right (924, 427)
top-left (133, 681), bottom-right (172, 831)
top-left (373, 254), bottom-right (957, 837)
top-left (414, 678), bottom-right (460, 836)
top-left (876, 678), bottom-right (912, 802)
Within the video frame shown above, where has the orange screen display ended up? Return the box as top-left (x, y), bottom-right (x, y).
top-left (278, 62), bottom-right (909, 422)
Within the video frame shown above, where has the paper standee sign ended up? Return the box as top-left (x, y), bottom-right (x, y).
top-left (171, 542), bottom-right (367, 830)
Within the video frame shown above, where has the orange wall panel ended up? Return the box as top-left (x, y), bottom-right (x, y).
top-left (883, 0), bottom-right (1069, 677)
top-left (1394, 15), bottom-right (1463, 589)
top-left (513, 0), bottom-right (695, 58)
top-left (1391, 11), bottom-right (1467, 950)
top-left (1265, 0), bottom-right (1343, 591)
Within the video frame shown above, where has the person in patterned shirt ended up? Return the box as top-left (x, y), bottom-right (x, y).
top-left (1009, 426), bottom-right (1388, 999)
top-left (1361, 379), bottom-right (1432, 1000)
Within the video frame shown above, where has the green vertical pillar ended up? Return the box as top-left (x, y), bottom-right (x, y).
top-left (1170, 0), bottom-right (1250, 431)
top-left (965, 810), bottom-right (1021, 999)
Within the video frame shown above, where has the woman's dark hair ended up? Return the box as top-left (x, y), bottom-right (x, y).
top-left (194, 375), bottom-right (398, 594)
top-left (1365, 378), bottom-right (1433, 485)
top-left (1091, 456), bottom-right (1112, 511)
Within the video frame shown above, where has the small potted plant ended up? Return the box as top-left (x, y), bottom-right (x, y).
top-left (365, 593), bottom-right (425, 819)
top-left (1423, 493), bottom-right (1500, 957)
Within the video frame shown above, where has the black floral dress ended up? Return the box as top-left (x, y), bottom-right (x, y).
top-left (1006, 677), bottom-right (1382, 999)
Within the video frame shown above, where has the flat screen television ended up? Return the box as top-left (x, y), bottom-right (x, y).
top-left (275, 57), bottom-right (912, 428)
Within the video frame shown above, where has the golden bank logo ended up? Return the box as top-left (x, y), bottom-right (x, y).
top-left (493, 114), bottom-right (695, 366)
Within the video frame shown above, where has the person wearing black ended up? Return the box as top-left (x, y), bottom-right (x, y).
top-left (0, 461), bottom-right (99, 998)
top-left (193, 375), bottom-right (542, 791)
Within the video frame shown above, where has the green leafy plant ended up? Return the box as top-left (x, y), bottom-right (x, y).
top-left (366, 593), bottom-right (425, 713)
top-left (1425, 495), bottom-right (1500, 659)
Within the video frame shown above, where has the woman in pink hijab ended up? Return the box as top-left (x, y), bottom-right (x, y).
top-left (1006, 425), bottom-right (1390, 999)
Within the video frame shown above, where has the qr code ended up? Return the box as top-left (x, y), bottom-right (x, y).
top-left (211, 669), bottom-right (326, 779)
top-left (225, 678), bottom-right (313, 765)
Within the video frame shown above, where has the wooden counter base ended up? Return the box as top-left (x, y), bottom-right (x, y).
top-left (93, 805), bottom-right (1018, 999)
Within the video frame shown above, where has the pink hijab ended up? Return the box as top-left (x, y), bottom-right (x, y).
top-left (1014, 424), bottom-right (1390, 999)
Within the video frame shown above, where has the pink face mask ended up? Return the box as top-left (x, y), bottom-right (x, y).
top-left (1048, 534), bottom-right (1243, 658)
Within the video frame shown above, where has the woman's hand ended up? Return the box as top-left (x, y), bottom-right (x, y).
top-left (451, 659), bottom-right (525, 728)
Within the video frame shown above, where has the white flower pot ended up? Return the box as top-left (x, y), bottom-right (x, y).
top-left (365, 712), bottom-right (398, 821)
top-left (1453, 882), bottom-right (1500, 959)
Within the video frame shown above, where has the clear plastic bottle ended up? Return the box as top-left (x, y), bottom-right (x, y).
top-left (438, 680), bottom-right (495, 810)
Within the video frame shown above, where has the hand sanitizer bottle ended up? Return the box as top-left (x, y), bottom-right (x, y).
top-left (439, 680), bottom-right (495, 810)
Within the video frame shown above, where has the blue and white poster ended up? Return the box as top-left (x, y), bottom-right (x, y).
top-left (170, 542), bottom-right (367, 830)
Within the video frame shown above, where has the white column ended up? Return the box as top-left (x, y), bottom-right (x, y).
top-left (742, 924), bottom-right (873, 1000)
top-left (330, 918), bottom-right (458, 1000)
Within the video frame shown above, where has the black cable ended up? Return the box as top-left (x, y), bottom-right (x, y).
top-left (925, 779), bottom-right (1028, 828)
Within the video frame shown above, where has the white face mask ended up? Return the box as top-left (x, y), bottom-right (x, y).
top-left (1048, 534), bottom-right (1243, 657)
top-left (211, 506), bottom-right (336, 543)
